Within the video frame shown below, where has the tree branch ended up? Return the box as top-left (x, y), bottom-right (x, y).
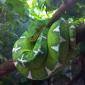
top-left (0, 61), bottom-right (16, 76)
top-left (47, 0), bottom-right (77, 27)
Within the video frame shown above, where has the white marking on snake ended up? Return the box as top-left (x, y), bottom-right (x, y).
top-left (70, 25), bottom-right (75, 29)
top-left (45, 67), bottom-right (52, 76)
top-left (53, 63), bottom-right (62, 71)
top-left (51, 45), bottom-right (59, 52)
top-left (33, 48), bottom-right (44, 56)
top-left (60, 36), bottom-right (66, 43)
top-left (64, 65), bottom-right (72, 80)
top-left (27, 71), bottom-right (32, 79)
top-left (18, 54), bottom-right (27, 66)
top-left (65, 72), bottom-right (72, 80)
top-left (41, 35), bottom-right (47, 39)
top-left (70, 38), bottom-right (75, 42)
top-left (53, 25), bottom-right (60, 32)
top-left (61, 17), bottom-right (66, 22)
top-left (14, 61), bottom-right (18, 66)
top-left (20, 36), bottom-right (26, 39)
top-left (13, 44), bottom-right (21, 52)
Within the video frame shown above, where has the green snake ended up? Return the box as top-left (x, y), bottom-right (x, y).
top-left (12, 18), bottom-right (79, 80)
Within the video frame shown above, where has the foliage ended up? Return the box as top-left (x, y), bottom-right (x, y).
top-left (0, 0), bottom-right (31, 85)
top-left (0, 0), bottom-right (29, 58)
top-left (45, 0), bottom-right (62, 11)
top-left (63, 1), bottom-right (85, 19)
top-left (27, 0), bottom-right (56, 20)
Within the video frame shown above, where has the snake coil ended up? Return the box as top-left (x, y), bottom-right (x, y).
top-left (12, 18), bottom-right (78, 80)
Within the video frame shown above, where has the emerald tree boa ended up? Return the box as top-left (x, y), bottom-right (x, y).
top-left (12, 18), bottom-right (79, 80)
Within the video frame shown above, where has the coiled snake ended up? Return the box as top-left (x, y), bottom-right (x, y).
top-left (12, 18), bottom-right (78, 80)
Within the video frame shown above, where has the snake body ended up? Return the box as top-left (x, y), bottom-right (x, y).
top-left (12, 18), bottom-right (78, 80)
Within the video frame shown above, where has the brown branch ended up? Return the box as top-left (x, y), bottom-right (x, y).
top-left (0, 61), bottom-right (16, 76)
top-left (46, 0), bottom-right (77, 27)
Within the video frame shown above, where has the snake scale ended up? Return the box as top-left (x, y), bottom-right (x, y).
top-left (12, 18), bottom-right (79, 80)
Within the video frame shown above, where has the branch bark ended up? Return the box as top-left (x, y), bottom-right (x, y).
top-left (0, 61), bottom-right (16, 76)
top-left (47, 0), bottom-right (77, 27)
